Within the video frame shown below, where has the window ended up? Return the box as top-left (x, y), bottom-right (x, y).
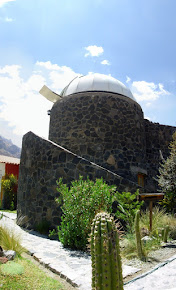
top-left (138, 173), bottom-right (145, 187)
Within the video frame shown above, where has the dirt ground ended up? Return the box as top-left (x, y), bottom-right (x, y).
top-left (23, 240), bottom-right (176, 289)
top-left (123, 240), bottom-right (176, 284)
top-left (22, 253), bottom-right (76, 290)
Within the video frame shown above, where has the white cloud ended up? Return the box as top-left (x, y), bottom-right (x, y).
top-left (84, 45), bottom-right (104, 57)
top-left (1, 64), bottom-right (171, 147)
top-left (144, 116), bottom-right (151, 121)
top-left (36, 61), bottom-right (81, 92)
top-left (101, 60), bottom-right (110, 65)
top-left (5, 17), bottom-right (13, 22)
top-left (126, 76), bottom-right (131, 83)
top-left (36, 61), bottom-right (61, 71)
top-left (131, 80), bottom-right (170, 102)
top-left (0, 62), bottom-right (80, 144)
top-left (0, 0), bottom-right (15, 7)
top-left (146, 102), bottom-right (152, 107)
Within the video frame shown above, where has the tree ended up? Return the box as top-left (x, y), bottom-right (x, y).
top-left (158, 132), bottom-right (176, 212)
top-left (1, 174), bottom-right (18, 210)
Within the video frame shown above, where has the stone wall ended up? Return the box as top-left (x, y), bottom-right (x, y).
top-left (17, 131), bottom-right (142, 229)
top-left (49, 92), bottom-right (146, 183)
top-left (145, 120), bottom-right (176, 191)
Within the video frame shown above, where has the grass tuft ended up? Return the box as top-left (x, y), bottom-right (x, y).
top-left (0, 225), bottom-right (25, 256)
top-left (120, 207), bottom-right (176, 260)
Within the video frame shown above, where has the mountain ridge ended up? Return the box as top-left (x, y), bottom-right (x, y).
top-left (0, 135), bottom-right (21, 158)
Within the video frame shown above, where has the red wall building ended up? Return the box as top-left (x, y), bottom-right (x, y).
top-left (0, 155), bottom-right (20, 204)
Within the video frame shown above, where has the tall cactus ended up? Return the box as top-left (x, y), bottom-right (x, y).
top-left (162, 225), bottom-right (170, 243)
top-left (135, 210), bottom-right (145, 261)
top-left (91, 212), bottom-right (123, 290)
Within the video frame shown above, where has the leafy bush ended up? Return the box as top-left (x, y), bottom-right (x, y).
top-left (1, 174), bottom-right (18, 210)
top-left (113, 190), bottom-right (143, 232)
top-left (56, 176), bottom-right (116, 251)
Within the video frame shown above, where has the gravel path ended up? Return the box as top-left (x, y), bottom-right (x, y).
top-left (0, 211), bottom-right (140, 289)
top-left (124, 254), bottom-right (176, 290)
top-left (1, 211), bottom-right (176, 289)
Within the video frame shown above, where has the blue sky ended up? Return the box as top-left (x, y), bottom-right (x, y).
top-left (0, 0), bottom-right (176, 147)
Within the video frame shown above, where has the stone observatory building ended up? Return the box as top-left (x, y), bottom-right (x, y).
top-left (17, 73), bottom-right (176, 229)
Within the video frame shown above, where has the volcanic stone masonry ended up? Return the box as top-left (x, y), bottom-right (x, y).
top-left (17, 131), bottom-right (142, 229)
top-left (17, 75), bottom-right (176, 229)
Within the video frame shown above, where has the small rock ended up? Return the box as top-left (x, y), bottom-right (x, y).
top-left (141, 236), bottom-right (153, 244)
top-left (3, 250), bottom-right (16, 261)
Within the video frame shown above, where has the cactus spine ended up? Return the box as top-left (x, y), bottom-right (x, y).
top-left (91, 212), bottom-right (123, 290)
top-left (135, 210), bottom-right (145, 261)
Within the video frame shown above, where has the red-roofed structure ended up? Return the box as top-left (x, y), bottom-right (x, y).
top-left (0, 155), bottom-right (20, 205)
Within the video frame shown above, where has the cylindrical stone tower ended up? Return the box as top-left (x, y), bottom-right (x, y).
top-left (48, 74), bottom-right (147, 183)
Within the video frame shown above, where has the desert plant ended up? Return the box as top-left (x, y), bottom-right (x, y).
top-left (1, 174), bottom-right (18, 210)
top-left (0, 225), bottom-right (25, 256)
top-left (56, 176), bottom-right (116, 250)
top-left (162, 225), bottom-right (170, 243)
top-left (135, 210), bottom-right (145, 261)
top-left (91, 212), bottom-right (123, 290)
top-left (113, 190), bottom-right (143, 232)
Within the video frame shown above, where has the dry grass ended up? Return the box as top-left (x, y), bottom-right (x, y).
top-left (140, 207), bottom-right (176, 239)
top-left (0, 225), bottom-right (25, 256)
top-left (120, 207), bottom-right (176, 260)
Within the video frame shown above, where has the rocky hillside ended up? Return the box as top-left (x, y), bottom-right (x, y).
top-left (0, 135), bottom-right (21, 158)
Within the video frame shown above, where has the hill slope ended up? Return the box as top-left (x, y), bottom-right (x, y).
top-left (0, 135), bottom-right (21, 158)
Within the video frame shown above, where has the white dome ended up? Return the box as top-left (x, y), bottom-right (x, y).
top-left (61, 73), bottom-right (135, 100)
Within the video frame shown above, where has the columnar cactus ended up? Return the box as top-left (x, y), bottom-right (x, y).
top-left (162, 225), bottom-right (170, 243)
top-left (91, 212), bottom-right (123, 290)
top-left (135, 210), bottom-right (145, 261)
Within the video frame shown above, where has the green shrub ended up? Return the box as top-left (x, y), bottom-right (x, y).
top-left (1, 174), bottom-right (18, 210)
top-left (34, 220), bottom-right (51, 235)
top-left (113, 190), bottom-right (143, 232)
top-left (56, 176), bottom-right (116, 251)
top-left (157, 132), bottom-right (176, 213)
